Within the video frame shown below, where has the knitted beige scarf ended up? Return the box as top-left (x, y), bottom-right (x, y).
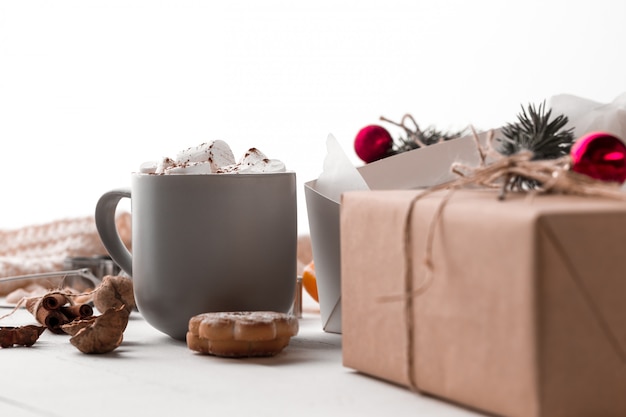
top-left (0, 213), bottom-right (131, 295)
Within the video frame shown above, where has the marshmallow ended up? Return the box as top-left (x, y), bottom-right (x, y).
top-left (164, 161), bottom-right (215, 175)
top-left (175, 140), bottom-right (235, 172)
top-left (140, 141), bottom-right (286, 175)
top-left (240, 148), bottom-right (268, 166)
top-left (223, 148), bottom-right (286, 174)
top-left (232, 158), bottom-right (286, 173)
top-left (139, 161), bottom-right (158, 174)
top-left (155, 157), bottom-right (176, 174)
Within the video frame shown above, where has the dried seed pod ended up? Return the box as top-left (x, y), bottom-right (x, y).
top-left (0, 325), bottom-right (46, 348)
top-left (93, 275), bottom-right (135, 314)
top-left (61, 317), bottom-right (96, 336)
top-left (68, 306), bottom-right (130, 354)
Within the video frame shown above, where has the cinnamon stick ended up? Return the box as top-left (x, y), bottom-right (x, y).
top-left (41, 293), bottom-right (69, 310)
top-left (61, 304), bottom-right (94, 320)
top-left (26, 291), bottom-right (92, 333)
top-left (42, 310), bottom-right (70, 334)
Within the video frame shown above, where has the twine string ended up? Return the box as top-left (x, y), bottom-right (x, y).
top-left (380, 114), bottom-right (428, 148)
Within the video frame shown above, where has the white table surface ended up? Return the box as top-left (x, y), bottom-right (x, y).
top-left (1, 301), bottom-right (484, 417)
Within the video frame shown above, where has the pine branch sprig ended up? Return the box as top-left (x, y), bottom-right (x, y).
top-left (496, 101), bottom-right (574, 160)
top-left (495, 101), bottom-right (575, 191)
top-left (380, 114), bottom-right (465, 157)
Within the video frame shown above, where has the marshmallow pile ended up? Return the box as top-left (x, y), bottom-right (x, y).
top-left (139, 140), bottom-right (286, 174)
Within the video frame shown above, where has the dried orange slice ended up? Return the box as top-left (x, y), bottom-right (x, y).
top-left (302, 261), bottom-right (319, 303)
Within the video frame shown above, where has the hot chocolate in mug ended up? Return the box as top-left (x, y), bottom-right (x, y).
top-left (95, 172), bottom-right (297, 340)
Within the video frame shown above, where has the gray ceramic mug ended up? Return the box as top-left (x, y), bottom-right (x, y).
top-left (95, 172), bottom-right (297, 340)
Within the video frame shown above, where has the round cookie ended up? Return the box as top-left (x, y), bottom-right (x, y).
top-left (187, 311), bottom-right (298, 357)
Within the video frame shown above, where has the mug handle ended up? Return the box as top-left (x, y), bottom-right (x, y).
top-left (95, 189), bottom-right (133, 276)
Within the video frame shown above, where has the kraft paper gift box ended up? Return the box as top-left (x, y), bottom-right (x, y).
top-left (341, 188), bottom-right (626, 417)
top-left (304, 132), bottom-right (491, 333)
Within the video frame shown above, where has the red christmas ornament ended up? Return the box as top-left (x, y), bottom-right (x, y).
top-left (354, 125), bottom-right (393, 163)
top-left (570, 132), bottom-right (626, 184)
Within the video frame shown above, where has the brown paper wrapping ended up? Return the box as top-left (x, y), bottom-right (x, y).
top-left (341, 189), bottom-right (626, 417)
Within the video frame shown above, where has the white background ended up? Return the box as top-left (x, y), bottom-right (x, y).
top-left (1, 0), bottom-right (625, 234)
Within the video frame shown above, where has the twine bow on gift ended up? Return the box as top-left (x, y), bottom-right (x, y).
top-left (384, 128), bottom-right (626, 393)
top-left (430, 128), bottom-right (626, 201)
